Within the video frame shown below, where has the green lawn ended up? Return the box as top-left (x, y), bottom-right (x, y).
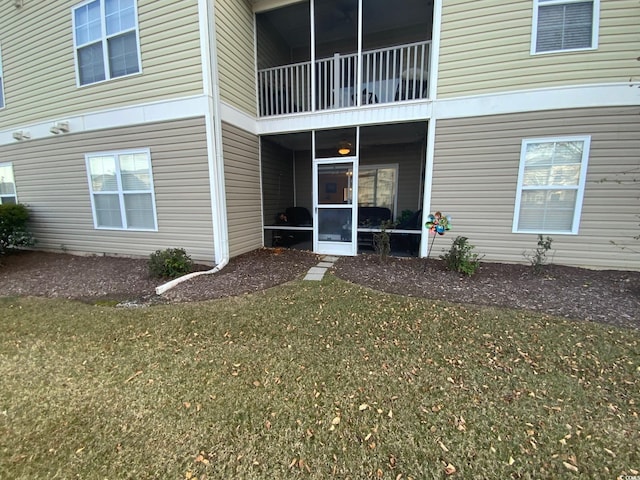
top-left (1, 274), bottom-right (638, 479)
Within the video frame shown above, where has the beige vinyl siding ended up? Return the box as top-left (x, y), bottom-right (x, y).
top-left (431, 106), bottom-right (640, 270)
top-left (222, 122), bottom-right (263, 257)
top-left (438, 0), bottom-right (639, 98)
top-left (3, 117), bottom-right (214, 262)
top-left (261, 138), bottom-right (295, 224)
top-left (0, 1), bottom-right (202, 129)
top-left (216, 0), bottom-right (257, 116)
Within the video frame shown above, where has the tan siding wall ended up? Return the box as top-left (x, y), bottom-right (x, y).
top-left (0, 1), bottom-right (203, 129)
top-left (216, 0), bottom-right (257, 116)
top-left (438, 0), bottom-right (640, 98)
top-left (431, 106), bottom-right (640, 270)
top-left (222, 122), bottom-right (263, 257)
top-left (2, 117), bottom-right (215, 262)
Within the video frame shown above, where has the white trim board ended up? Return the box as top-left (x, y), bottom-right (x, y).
top-left (0, 95), bottom-right (208, 146)
top-left (2, 82), bottom-right (638, 147)
top-left (433, 83), bottom-right (640, 120)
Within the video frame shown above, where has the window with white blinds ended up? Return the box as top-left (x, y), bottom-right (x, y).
top-left (532, 0), bottom-right (599, 54)
top-left (513, 137), bottom-right (590, 234)
top-left (85, 149), bottom-right (157, 231)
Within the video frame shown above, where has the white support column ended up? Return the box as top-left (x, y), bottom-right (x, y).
top-left (419, 117), bottom-right (436, 258)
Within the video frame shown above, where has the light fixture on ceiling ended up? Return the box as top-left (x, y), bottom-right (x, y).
top-left (12, 130), bottom-right (30, 141)
top-left (337, 140), bottom-right (352, 155)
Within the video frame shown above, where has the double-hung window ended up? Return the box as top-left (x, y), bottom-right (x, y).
top-left (513, 136), bottom-right (590, 234)
top-left (0, 163), bottom-right (17, 205)
top-left (532, 0), bottom-right (599, 54)
top-left (72, 0), bottom-right (141, 86)
top-left (86, 149), bottom-right (157, 231)
top-left (0, 43), bottom-right (5, 109)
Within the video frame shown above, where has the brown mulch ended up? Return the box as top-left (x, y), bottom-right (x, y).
top-left (1, 248), bottom-right (639, 330)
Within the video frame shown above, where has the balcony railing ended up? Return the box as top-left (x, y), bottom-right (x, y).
top-left (258, 40), bottom-right (430, 117)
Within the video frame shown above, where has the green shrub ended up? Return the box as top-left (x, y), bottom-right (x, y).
top-left (373, 220), bottom-right (396, 262)
top-left (524, 235), bottom-right (554, 275)
top-left (148, 248), bottom-right (194, 279)
top-left (440, 236), bottom-right (482, 276)
top-left (0, 203), bottom-right (35, 255)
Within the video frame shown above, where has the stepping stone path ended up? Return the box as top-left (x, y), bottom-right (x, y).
top-left (303, 255), bottom-right (339, 281)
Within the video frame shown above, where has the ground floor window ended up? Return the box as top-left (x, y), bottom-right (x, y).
top-left (0, 163), bottom-right (17, 204)
top-left (513, 136), bottom-right (590, 234)
top-left (85, 149), bottom-right (157, 230)
top-left (358, 164), bottom-right (398, 217)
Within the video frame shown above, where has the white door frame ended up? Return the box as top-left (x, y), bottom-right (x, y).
top-left (312, 157), bottom-right (358, 256)
top-left (312, 130), bottom-right (359, 256)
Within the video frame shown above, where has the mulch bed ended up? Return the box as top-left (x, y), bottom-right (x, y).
top-left (1, 248), bottom-right (639, 330)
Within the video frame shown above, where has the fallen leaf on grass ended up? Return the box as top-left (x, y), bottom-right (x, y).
top-left (125, 370), bottom-right (143, 383)
top-left (444, 463), bottom-right (456, 475)
top-left (563, 461), bottom-right (578, 473)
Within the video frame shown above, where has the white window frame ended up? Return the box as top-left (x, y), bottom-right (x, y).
top-left (0, 43), bottom-right (5, 109)
top-left (0, 162), bottom-right (18, 204)
top-left (72, 0), bottom-right (142, 87)
top-left (85, 148), bottom-right (158, 231)
top-left (513, 136), bottom-right (591, 235)
top-left (531, 0), bottom-right (599, 55)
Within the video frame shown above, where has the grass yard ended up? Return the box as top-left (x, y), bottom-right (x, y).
top-left (1, 275), bottom-right (638, 479)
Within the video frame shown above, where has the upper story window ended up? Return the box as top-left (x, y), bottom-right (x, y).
top-left (85, 149), bottom-right (157, 231)
top-left (513, 136), bottom-right (590, 234)
top-left (532, 0), bottom-right (599, 54)
top-left (72, 0), bottom-right (141, 86)
top-left (0, 163), bottom-right (17, 205)
top-left (0, 43), bottom-right (5, 109)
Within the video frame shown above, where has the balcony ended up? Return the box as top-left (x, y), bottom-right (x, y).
top-left (258, 40), bottom-right (430, 117)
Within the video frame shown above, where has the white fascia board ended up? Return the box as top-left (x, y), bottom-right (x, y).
top-left (220, 102), bottom-right (259, 135)
top-left (256, 102), bottom-right (433, 135)
top-left (0, 95), bottom-right (208, 146)
top-left (433, 83), bottom-right (640, 120)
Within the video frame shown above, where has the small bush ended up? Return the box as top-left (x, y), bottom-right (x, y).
top-left (148, 248), bottom-right (194, 279)
top-left (524, 235), bottom-right (553, 275)
top-left (0, 203), bottom-right (35, 255)
top-left (440, 236), bottom-right (482, 276)
top-left (373, 220), bottom-right (395, 262)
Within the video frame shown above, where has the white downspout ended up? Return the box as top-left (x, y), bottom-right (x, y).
top-left (156, 0), bottom-right (229, 295)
